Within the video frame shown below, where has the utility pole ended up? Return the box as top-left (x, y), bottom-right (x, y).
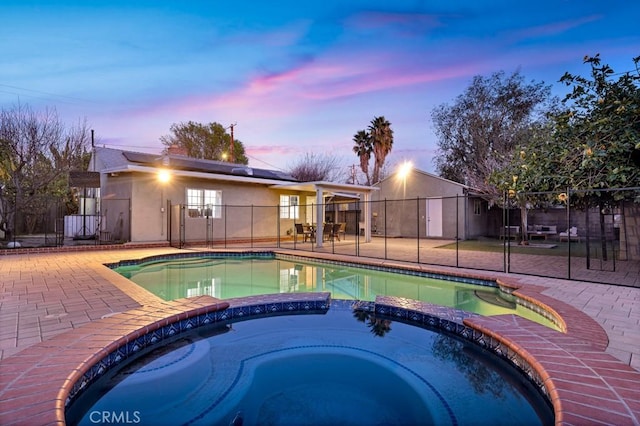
top-left (228, 122), bottom-right (237, 163)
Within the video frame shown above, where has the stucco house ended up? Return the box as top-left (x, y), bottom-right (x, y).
top-left (371, 167), bottom-right (487, 240)
top-left (89, 147), bottom-right (376, 246)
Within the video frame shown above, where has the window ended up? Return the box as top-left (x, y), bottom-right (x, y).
top-left (280, 195), bottom-right (299, 219)
top-left (473, 199), bottom-right (482, 216)
top-left (186, 188), bottom-right (222, 218)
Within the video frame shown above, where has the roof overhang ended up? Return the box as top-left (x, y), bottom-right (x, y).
top-left (101, 164), bottom-right (299, 186)
top-left (100, 165), bottom-right (378, 198)
top-left (269, 181), bottom-right (378, 198)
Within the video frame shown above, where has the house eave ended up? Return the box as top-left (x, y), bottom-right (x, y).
top-left (269, 181), bottom-right (379, 196)
top-left (101, 164), bottom-right (299, 186)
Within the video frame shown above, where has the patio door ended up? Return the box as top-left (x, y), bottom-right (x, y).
top-left (425, 198), bottom-right (443, 237)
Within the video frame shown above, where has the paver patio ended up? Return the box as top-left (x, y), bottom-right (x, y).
top-left (0, 242), bottom-right (639, 425)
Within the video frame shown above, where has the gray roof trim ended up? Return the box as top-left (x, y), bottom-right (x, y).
top-left (102, 164), bottom-right (302, 186)
top-left (378, 167), bottom-right (471, 189)
top-left (268, 181), bottom-right (378, 195)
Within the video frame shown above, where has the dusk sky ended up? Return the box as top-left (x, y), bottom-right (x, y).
top-left (2, 1), bottom-right (639, 176)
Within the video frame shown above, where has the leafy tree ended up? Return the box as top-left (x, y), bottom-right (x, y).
top-left (531, 55), bottom-right (639, 259)
top-left (495, 56), bottom-right (639, 202)
top-left (491, 55), bottom-right (640, 252)
top-left (287, 152), bottom-right (347, 182)
top-left (352, 130), bottom-right (372, 185)
top-left (0, 104), bottom-right (91, 239)
top-left (548, 54), bottom-right (640, 203)
top-left (160, 121), bottom-right (248, 164)
top-left (352, 116), bottom-right (394, 185)
top-left (488, 121), bottom-right (555, 243)
top-left (432, 70), bottom-right (554, 199)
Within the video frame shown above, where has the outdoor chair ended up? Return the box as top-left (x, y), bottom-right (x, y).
top-left (294, 223), bottom-right (313, 242)
top-left (323, 223), bottom-right (334, 242)
top-left (500, 226), bottom-right (520, 240)
top-left (559, 226), bottom-right (580, 242)
top-left (334, 222), bottom-right (346, 241)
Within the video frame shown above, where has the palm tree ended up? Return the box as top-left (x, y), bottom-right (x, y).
top-left (352, 130), bottom-right (372, 185)
top-left (369, 116), bottom-right (393, 184)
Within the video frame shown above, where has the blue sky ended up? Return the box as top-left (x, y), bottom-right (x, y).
top-left (2, 1), bottom-right (639, 176)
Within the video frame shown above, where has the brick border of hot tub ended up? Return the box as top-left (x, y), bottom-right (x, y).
top-left (372, 293), bottom-right (640, 425)
top-left (0, 293), bottom-right (331, 425)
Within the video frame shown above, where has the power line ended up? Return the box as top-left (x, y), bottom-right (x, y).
top-left (98, 143), bottom-right (163, 152)
top-left (244, 152), bottom-right (287, 171)
top-left (0, 83), bottom-right (96, 105)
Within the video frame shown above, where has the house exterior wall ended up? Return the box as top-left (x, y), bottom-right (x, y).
top-left (108, 173), bottom-right (313, 242)
top-left (371, 170), bottom-right (482, 239)
top-left (172, 177), bottom-right (308, 241)
top-left (130, 174), bottom-right (167, 242)
top-left (467, 197), bottom-right (491, 239)
top-left (100, 173), bottom-right (133, 242)
top-left (95, 172), bottom-right (165, 243)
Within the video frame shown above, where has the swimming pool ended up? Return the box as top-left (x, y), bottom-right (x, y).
top-left (67, 301), bottom-right (553, 425)
top-left (111, 253), bottom-right (559, 330)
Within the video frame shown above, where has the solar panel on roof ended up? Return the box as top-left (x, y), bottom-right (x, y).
top-left (120, 150), bottom-right (298, 182)
top-left (122, 151), bottom-right (160, 164)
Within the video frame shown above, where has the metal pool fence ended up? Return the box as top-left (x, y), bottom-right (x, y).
top-left (2, 186), bottom-right (637, 286)
top-left (167, 187), bottom-right (640, 287)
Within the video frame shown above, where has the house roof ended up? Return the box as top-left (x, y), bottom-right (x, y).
top-left (377, 167), bottom-right (470, 189)
top-left (376, 166), bottom-right (496, 198)
top-left (91, 147), bottom-right (376, 196)
top-left (93, 147), bottom-right (298, 182)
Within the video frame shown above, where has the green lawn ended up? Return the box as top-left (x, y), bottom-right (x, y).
top-left (435, 238), bottom-right (590, 257)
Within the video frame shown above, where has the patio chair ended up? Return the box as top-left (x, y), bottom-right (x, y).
top-left (323, 223), bottom-right (334, 242)
top-left (559, 226), bottom-right (580, 242)
top-left (334, 222), bottom-right (346, 241)
top-left (500, 226), bottom-right (520, 240)
top-left (294, 223), bottom-right (313, 242)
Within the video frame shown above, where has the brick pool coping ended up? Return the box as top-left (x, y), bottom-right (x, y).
top-left (0, 252), bottom-right (639, 425)
top-left (0, 295), bottom-right (231, 425)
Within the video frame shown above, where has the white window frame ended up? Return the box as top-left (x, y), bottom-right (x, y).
top-left (473, 199), bottom-right (482, 216)
top-left (186, 188), bottom-right (222, 218)
top-left (280, 195), bottom-right (299, 219)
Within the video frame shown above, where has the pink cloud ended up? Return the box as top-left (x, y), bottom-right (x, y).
top-left (246, 144), bottom-right (301, 156)
top-left (510, 15), bottom-right (602, 40)
top-left (109, 50), bottom-right (488, 142)
top-left (217, 50), bottom-right (482, 106)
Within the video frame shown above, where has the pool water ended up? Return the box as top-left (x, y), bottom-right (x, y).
top-left (68, 302), bottom-right (553, 425)
top-left (114, 256), bottom-right (558, 329)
